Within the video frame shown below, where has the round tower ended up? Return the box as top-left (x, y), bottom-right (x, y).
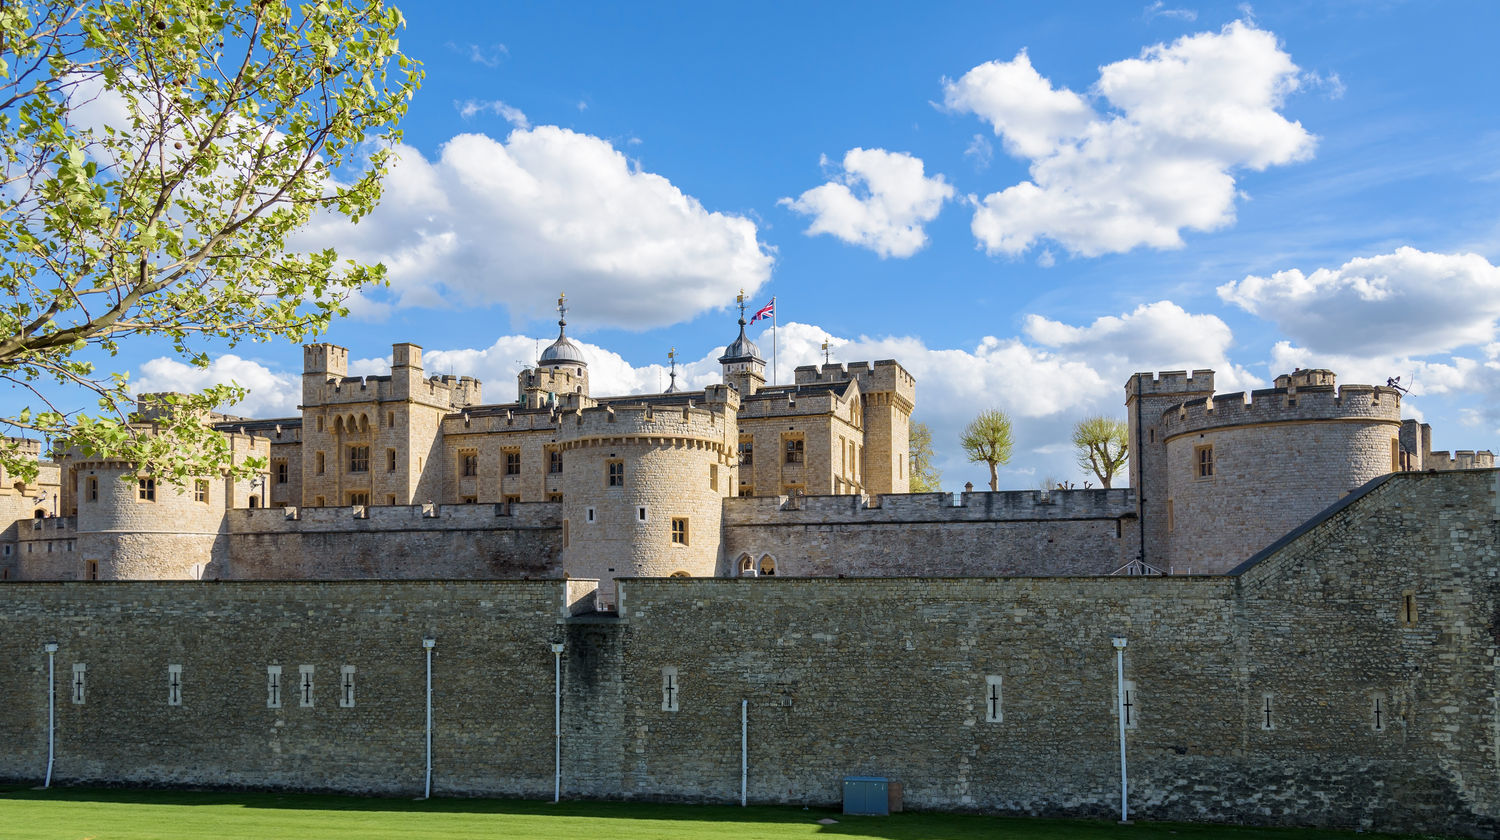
top-left (557, 386), bottom-right (739, 599)
top-left (520, 293), bottom-right (590, 409)
top-left (1158, 370), bottom-right (1402, 573)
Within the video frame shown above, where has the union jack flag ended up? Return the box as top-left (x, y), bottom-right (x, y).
top-left (750, 299), bottom-right (775, 323)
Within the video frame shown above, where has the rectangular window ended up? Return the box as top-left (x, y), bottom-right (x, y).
top-left (586, 506), bottom-right (596, 523)
top-left (298, 665), bottom-right (315, 708)
top-left (167, 664), bottom-right (183, 706)
top-left (709, 463), bottom-right (719, 491)
top-left (194, 479), bottom-right (209, 503)
top-left (1166, 499), bottom-right (1175, 532)
top-left (607, 460), bottom-right (624, 487)
top-left (739, 486), bottom-right (754, 498)
top-left (503, 494), bottom-right (521, 505)
top-left (316, 416), bottom-right (324, 432)
top-left (547, 492), bottom-right (563, 503)
top-left (386, 494), bottom-right (397, 505)
top-left (549, 450), bottom-right (563, 474)
top-left (71, 663), bottom-right (86, 704)
top-left (1400, 591), bottom-right (1418, 627)
top-left (349, 492), bottom-right (369, 506)
top-left (349, 446), bottom-right (370, 473)
top-left (86, 477), bottom-right (98, 501)
top-left (137, 477), bottom-right (156, 501)
top-left (784, 437), bottom-right (804, 464)
top-left (460, 451), bottom-right (479, 477)
top-left (840, 436), bottom-right (847, 475)
top-left (266, 665), bottom-right (282, 708)
top-left (315, 452), bottom-right (326, 475)
top-left (387, 411), bottom-right (395, 427)
top-left (1195, 444), bottom-right (1214, 479)
top-left (314, 495), bottom-right (326, 507)
top-left (661, 666), bottom-right (679, 712)
top-left (86, 559), bottom-right (98, 580)
top-left (504, 451), bottom-right (521, 475)
top-left (637, 506), bottom-right (648, 523)
top-left (339, 665), bottom-right (356, 708)
top-left (275, 461), bottom-right (288, 484)
top-left (985, 675), bottom-right (1003, 723)
top-left (387, 449), bottom-right (397, 471)
top-left (671, 517), bottom-right (688, 545)
top-left (1391, 438), bottom-right (1401, 472)
top-left (738, 437), bottom-right (753, 466)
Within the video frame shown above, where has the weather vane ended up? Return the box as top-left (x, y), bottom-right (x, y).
top-left (821, 340), bottom-right (831, 365)
top-left (667, 347), bottom-right (678, 391)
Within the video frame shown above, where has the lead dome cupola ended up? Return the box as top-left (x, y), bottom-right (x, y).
top-left (539, 293), bottom-right (587, 367)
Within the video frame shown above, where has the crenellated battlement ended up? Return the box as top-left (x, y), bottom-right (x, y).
top-left (793, 359), bottom-right (914, 399)
top-left (724, 488), bottom-right (1135, 526)
top-left (1425, 449), bottom-right (1496, 470)
top-left (1161, 384), bottom-right (1402, 438)
top-left (442, 407), bottom-right (560, 435)
top-left (1127, 369), bottom-right (1216, 398)
top-left (559, 400), bottom-right (734, 444)
top-left (305, 373), bottom-right (480, 408)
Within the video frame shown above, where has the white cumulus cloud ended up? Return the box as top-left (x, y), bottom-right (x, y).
top-left (780, 148), bottom-right (954, 258)
top-left (944, 20), bottom-right (1314, 257)
top-left (295, 127), bottom-right (774, 329)
top-left (1218, 247), bottom-right (1500, 356)
top-left (133, 355), bottom-right (300, 418)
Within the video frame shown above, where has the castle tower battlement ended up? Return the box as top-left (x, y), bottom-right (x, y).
top-left (1161, 384), bottom-right (1403, 439)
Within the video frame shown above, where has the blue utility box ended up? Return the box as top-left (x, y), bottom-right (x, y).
top-left (842, 776), bottom-right (890, 816)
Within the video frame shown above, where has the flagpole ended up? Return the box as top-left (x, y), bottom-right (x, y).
top-left (772, 296), bottom-right (778, 386)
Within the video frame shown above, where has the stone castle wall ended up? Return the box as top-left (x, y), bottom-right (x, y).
top-left (220, 503), bottom-right (561, 580)
top-left (0, 470), bottom-right (1495, 835)
top-left (721, 489), bottom-right (1138, 577)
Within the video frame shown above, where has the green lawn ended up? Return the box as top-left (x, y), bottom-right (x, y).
top-left (0, 786), bottom-right (1445, 840)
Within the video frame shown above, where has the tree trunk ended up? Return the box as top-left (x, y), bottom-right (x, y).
top-left (988, 461), bottom-right (998, 491)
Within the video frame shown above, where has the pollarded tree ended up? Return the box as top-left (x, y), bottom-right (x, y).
top-left (908, 420), bottom-right (941, 492)
top-left (1072, 415), bottom-right (1129, 489)
top-left (960, 408), bottom-right (1012, 491)
top-left (0, 0), bottom-right (420, 482)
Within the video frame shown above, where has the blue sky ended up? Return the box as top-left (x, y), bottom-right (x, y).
top-left (63, 1), bottom-right (1500, 489)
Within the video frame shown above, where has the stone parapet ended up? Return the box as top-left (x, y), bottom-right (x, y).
top-left (724, 488), bottom-right (1135, 526)
top-left (1162, 384), bottom-right (1402, 439)
top-left (226, 501), bottom-right (559, 534)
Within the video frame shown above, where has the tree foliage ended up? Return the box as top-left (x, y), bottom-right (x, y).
top-left (1072, 415), bottom-right (1128, 488)
top-left (0, 0), bottom-right (420, 482)
top-left (960, 408), bottom-right (1012, 491)
top-left (907, 420), bottom-right (941, 492)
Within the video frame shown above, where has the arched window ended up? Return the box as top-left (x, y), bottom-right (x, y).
top-left (669, 571), bottom-right (691, 578)
top-left (759, 555), bottom-right (776, 576)
top-left (738, 554), bottom-right (754, 575)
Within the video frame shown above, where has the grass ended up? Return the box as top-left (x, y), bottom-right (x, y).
top-left (0, 786), bottom-right (1447, 840)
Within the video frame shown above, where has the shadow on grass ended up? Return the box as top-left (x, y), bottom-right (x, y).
top-left (0, 784), bottom-right (1435, 840)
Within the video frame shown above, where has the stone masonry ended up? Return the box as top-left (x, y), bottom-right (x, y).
top-left (1, 469), bottom-right (1496, 836)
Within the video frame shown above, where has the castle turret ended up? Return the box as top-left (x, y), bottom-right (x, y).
top-left (719, 291), bottom-right (766, 396)
top-left (1126, 370), bottom-right (1216, 569)
top-left (1150, 371), bottom-right (1403, 573)
top-left (520, 293), bottom-right (591, 409)
top-left (557, 389), bottom-right (739, 603)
